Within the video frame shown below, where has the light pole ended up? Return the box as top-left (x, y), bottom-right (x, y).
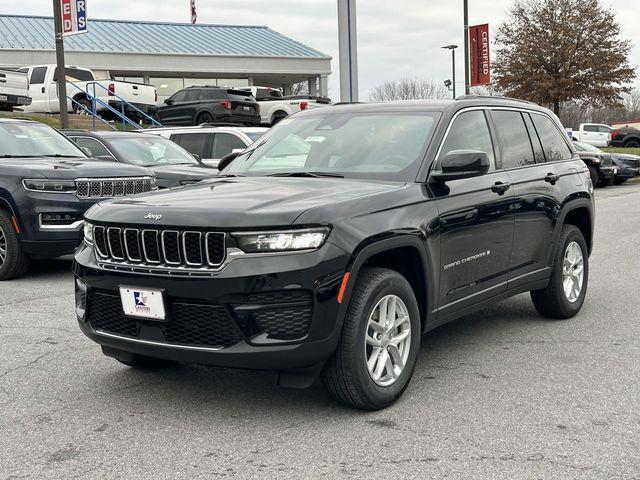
top-left (53, 0), bottom-right (69, 129)
top-left (337, 0), bottom-right (358, 102)
top-left (442, 44), bottom-right (458, 99)
top-left (463, 0), bottom-right (470, 95)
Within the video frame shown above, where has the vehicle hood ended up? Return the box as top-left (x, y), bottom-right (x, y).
top-left (85, 176), bottom-right (405, 228)
top-left (0, 157), bottom-right (153, 180)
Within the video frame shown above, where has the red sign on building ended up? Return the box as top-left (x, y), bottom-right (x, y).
top-left (469, 23), bottom-right (490, 87)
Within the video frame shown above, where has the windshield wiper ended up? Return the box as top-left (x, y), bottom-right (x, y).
top-left (268, 171), bottom-right (344, 178)
top-left (0, 154), bottom-right (37, 158)
top-left (41, 154), bottom-right (80, 158)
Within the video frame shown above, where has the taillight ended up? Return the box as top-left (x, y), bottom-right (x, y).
top-left (108, 83), bottom-right (115, 96)
top-left (155, 90), bottom-right (158, 103)
top-left (300, 101), bottom-right (308, 111)
top-left (222, 99), bottom-right (231, 110)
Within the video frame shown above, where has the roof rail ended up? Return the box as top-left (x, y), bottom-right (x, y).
top-left (199, 122), bottom-right (246, 127)
top-left (455, 95), bottom-right (537, 105)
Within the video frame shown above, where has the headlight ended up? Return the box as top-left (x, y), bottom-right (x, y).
top-left (233, 227), bottom-right (330, 253)
top-left (23, 179), bottom-right (76, 193)
top-left (83, 222), bottom-right (94, 244)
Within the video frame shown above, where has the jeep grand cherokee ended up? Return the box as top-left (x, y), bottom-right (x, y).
top-left (75, 97), bottom-right (594, 410)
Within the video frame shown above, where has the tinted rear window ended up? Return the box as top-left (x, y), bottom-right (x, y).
top-left (531, 114), bottom-right (573, 162)
top-left (200, 89), bottom-right (225, 100)
top-left (53, 67), bottom-right (95, 82)
top-left (492, 110), bottom-right (535, 168)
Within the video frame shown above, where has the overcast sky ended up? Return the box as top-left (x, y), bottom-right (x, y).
top-left (1, 0), bottom-right (637, 99)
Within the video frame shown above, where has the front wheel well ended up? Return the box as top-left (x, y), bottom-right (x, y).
top-left (563, 207), bottom-right (592, 254)
top-left (360, 246), bottom-right (427, 325)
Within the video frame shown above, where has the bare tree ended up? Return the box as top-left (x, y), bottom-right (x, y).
top-left (369, 78), bottom-right (450, 101)
top-left (289, 81), bottom-right (309, 96)
top-left (494, 0), bottom-right (636, 115)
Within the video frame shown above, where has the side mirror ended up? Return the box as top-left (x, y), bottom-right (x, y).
top-left (430, 150), bottom-right (490, 182)
top-left (217, 151), bottom-right (240, 171)
top-left (164, 99), bottom-right (174, 105)
top-left (192, 153), bottom-right (201, 162)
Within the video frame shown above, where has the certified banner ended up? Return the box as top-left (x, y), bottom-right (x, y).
top-left (469, 23), bottom-right (490, 87)
top-left (61, 0), bottom-right (87, 36)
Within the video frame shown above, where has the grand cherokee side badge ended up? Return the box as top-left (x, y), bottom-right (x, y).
top-left (144, 213), bottom-right (162, 221)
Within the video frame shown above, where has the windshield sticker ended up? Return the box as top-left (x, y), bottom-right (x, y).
top-left (305, 136), bottom-right (327, 143)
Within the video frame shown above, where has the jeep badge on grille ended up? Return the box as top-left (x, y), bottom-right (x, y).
top-left (144, 213), bottom-right (162, 221)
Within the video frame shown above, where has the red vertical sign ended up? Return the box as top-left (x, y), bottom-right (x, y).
top-left (61, 0), bottom-right (73, 34)
top-left (469, 23), bottom-right (490, 86)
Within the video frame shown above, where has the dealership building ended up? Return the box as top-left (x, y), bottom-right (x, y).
top-left (0, 14), bottom-right (332, 101)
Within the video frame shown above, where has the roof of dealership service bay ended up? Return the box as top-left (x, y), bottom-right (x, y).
top-left (0, 15), bottom-right (331, 96)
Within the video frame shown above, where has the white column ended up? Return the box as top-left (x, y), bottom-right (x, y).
top-left (319, 75), bottom-right (328, 98)
top-left (337, 0), bottom-right (358, 102)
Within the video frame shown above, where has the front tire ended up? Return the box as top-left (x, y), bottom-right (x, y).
top-left (322, 268), bottom-right (421, 410)
top-left (196, 112), bottom-right (214, 125)
top-left (0, 210), bottom-right (29, 280)
top-left (531, 225), bottom-right (588, 319)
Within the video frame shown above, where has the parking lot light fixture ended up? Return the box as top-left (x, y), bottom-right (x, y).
top-left (442, 44), bottom-right (458, 99)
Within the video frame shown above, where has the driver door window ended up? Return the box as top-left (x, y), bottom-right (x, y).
top-left (438, 110), bottom-right (496, 169)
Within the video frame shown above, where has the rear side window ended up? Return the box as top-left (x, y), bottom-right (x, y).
top-left (583, 125), bottom-right (598, 132)
top-left (531, 114), bottom-right (573, 162)
top-left (200, 89), bottom-right (225, 101)
top-left (53, 67), bottom-right (94, 82)
top-left (438, 110), bottom-right (495, 169)
top-left (599, 126), bottom-right (612, 133)
top-left (29, 67), bottom-right (47, 85)
top-left (212, 133), bottom-right (247, 158)
top-left (171, 133), bottom-right (208, 157)
top-left (492, 110), bottom-right (535, 168)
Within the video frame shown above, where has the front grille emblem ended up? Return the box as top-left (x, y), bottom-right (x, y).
top-left (144, 213), bottom-right (162, 221)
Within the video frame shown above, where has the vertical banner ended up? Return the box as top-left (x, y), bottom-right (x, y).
top-left (61, 0), bottom-right (87, 37)
top-left (469, 23), bottom-right (490, 87)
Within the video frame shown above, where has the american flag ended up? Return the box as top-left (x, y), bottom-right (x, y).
top-left (190, 0), bottom-right (197, 24)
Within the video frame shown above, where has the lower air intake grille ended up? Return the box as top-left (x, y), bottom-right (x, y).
top-left (87, 292), bottom-right (243, 348)
top-left (245, 291), bottom-right (313, 339)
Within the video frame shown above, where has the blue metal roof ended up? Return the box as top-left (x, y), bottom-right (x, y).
top-left (0, 15), bottom-right (330, 59)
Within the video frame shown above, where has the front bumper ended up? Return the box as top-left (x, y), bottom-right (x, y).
top-left (13, 189), bottom-right (97, 257)
top-left (73, 241), bottom-right (350, 371)
top-left (599, 166), bottom-right (615, 180)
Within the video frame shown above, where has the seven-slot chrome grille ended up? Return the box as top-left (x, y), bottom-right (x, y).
top-left (76, 177), bottom-right (154, 199)
top-left (93, 226), bottom-right (226, 270)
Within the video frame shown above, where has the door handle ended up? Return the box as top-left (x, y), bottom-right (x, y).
top-left (544, 172), bottom-right (560, 184)
top-left (491, 181), bottom-right (511, 195)
top-left (41, 87), bottom-right (46, 94)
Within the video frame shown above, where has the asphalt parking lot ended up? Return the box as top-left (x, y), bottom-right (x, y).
top-left (1, 188), bottom-right (640, 480)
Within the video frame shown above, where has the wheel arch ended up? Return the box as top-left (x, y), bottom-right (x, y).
top-left (339, 235), bottom-right (434, 329)
top-left (270, 109), bottom-right (289, 124)
top-left (555, 199), bottom-right (594, 255)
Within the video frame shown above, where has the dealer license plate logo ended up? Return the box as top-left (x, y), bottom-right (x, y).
top-left (119, 287), bottom-right (166, 320)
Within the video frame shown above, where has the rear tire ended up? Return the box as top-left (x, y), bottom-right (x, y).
top-left (73, 97), bottom-right (92, 115)
top-left (0, 210), bottom-right (29, 281)
top-left (322, 267), bottom-right (421, 410)
top-left (624, 139), bottom-right (640, 148)
top-left (531, 225), bottom-right (588, 319)
top-left (196, 112), bottom-right (214, 125)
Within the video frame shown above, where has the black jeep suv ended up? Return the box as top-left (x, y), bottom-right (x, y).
top-left (0, 119), bottom-right (155, 280)
top-left (75, 97), bottom-right (594, 410)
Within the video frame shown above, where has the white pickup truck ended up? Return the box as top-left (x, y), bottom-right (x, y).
top-left (239, 86), bottom-right (330, 126)
top-left (572, 123), bottom-right (612, 147)
top-left (16, 65), bottom-right (156, 120)
top-left (0, 69), bottom-right (32, 111)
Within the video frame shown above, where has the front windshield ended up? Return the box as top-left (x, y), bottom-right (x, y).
top-left (574, 141), bottom-right (602, 153)
top-left (225, 112), bottom-right (440, 181)
top-left (0, 123), bottom-right (86, 157)
top-left (108, 136), bottom-right (199, 167)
